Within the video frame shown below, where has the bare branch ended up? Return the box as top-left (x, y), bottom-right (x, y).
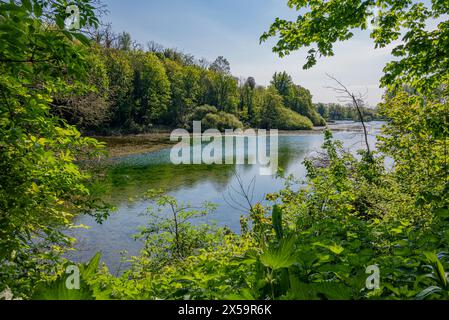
top-left (326, 74), bottom-right (372, 159)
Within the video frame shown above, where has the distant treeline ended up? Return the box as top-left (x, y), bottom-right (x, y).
top-left (53, 27), bottom-right (328, 135)
top-left (315, 103), bottom-right (383, 122)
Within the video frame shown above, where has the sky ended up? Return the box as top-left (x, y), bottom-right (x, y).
top-left (101, 0), bottom-right (396, 106)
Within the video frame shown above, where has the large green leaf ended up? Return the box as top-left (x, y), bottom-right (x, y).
top-left (32, 254), bottom-right (101, 300)
top-left (416, 286), bottom-right (444, 300)
top-left (32, 276), bottom-right (95, 301)
top-left (260, 236), bottom-right (297, 270)
top-left (424, 252), bottom-right (448, 289)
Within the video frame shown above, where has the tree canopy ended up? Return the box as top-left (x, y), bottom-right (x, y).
top-left (261, 0), bottom-right (449, 92)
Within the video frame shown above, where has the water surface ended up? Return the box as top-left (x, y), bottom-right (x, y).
top-left (67, 122), bottom-right (384, 273)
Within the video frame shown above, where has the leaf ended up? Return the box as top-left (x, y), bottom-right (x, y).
top-left (416, 286), bottom-right (443, 300)
top-left (32, 274), bottom-right (94, 301)
top-left (272, 205), bottom-right (284, 240)
top-left (22, 0), bottom-right (32, 12)
top-left (227, 289), bottom-right (255, 300)
top-left (73, 33), bottom-right (91, 46)
top-left (80, 252), bottom-right (101, 280)
top-left (435, 208), bottom-right (449, 219)
top-left (313, 242), bottom-right (345, 255)
top-left (286, 282), bottom-right (353, 300)
top-left (424, 252), bottom-right (448, 289)
top-left (33, 4), bottom-right (42, 17)
top-left (260, 236), bottom-right (297, 270)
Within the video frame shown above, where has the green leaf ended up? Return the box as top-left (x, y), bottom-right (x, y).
top-left (435, 208), bottom-right (449, 219)
top-left (314, 242), bottom-right (345, 255)
top-left (416, 286), bottom-right (443, 300)
top-left (80, 252), bottom-right (102, 280)
top-left (272, 205), bottom-right (284, 240)
top-left (424, 252), bottom-right (448, 289)
top-left (32, 274), bottom-right (94, 301)
top-left (260, 236), bottom-right (297, 270)
top-left (73, 33), bottom-right (91, 46)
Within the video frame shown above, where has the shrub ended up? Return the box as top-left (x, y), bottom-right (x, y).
top-left (190, 105), bottom-right (218, 121)
top-left (202, 111), bottom-right (244, 131)
top-left (277, 107), bottom-right (314, 130)
top-left (260, 89), bottom-right (313, 130)
top-left (188, 105), bottom-right (243, 130)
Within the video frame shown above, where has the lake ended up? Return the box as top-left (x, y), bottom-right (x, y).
top-left (66, 121), bottom-right (385, 273)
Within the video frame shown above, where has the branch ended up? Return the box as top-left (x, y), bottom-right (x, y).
top-left (325, 73), bottom-right (373, 159)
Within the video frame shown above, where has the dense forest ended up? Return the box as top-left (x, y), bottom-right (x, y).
top-left (54, 27), bottom-right (331, 135)
top-left (1, 0), bottom-right (448, 301)
top-left (316, 103), bottom-right (382, 122)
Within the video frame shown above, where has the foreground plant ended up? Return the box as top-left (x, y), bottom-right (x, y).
top-left (0, 0), bottom-right (109, 297)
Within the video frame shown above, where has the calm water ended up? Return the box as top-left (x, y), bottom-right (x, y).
top-left (66, 122), bottom-right (384, 273)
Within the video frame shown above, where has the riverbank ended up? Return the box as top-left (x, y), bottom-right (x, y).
top-left (94, 133), bottom-right (174, 158)
top-left (95, 122), bottom-right (383, 158)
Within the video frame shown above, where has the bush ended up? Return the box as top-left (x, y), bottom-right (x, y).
top-left (260, 89), bottom-right (313, 130)
top-left (277, 107), bottom-right (314, 130)
top-left (202, 111), bottom-right (244, 131)
top-left (188, 105), bottom-right (243, 131)
top-left (190, 105), bottom-right (218, 121)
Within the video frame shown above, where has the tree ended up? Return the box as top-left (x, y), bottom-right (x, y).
top-left (259, 88), bottom-right (313, 130)
top-left (0, 0), bottom-right (108, 295)
top-left (240, 78), bottom-right (257, 124)
top-left (52, 46), bottom-right (111, 133)
top-left (164, 60), bottom-right (201, 126)
top-left (326, 74), bottom-right (372, 159)
top-left (90, 23), bottom-right (116, 49)
top-left (117, 32), bottom-right (132, 51)
top-left (199, 70), bottom-right (239, 114)
top-left (270, 72), bottom-right (293, 97)
top-left (261, 0), bottom-right (449, 92)
top-left (146, 40), bottom-right (164, 53)
top-left (210, 56), bottom-right (231, 74)
top-left (246, 77), bottom-right (256, 90)
top-left (129, 52), bottom-right (171, 131)
top-left (137, 190), bottom-right (217, 268)
top-left (270, 72), bottom-right (325, 126)
top-left (104, 48), bottom-right (133, 130)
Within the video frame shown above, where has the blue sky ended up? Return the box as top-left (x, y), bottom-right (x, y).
top-left (102, 0), bottom-right (394, 105)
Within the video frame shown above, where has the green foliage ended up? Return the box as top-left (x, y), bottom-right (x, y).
top-left (32, 253), bottom-right (101, 301)
top-left (261, 0), bottom-right (449, 92)
top-left (129, 51), bottom-right (171, 130)
top-left (260, 236), bottom-right (297, 271)
top-left (0, 0), bottom-right (110, 297)
top-left (188, 105), bottom-right (243, 130)
top-left (316, 103), bottom-right (383, 122)
top-left (278, 107), bottom-right (314, 130)
top-left (190, 105), bottom-right (218, 121)
top-left (202, 112), bottom-right (244, 131)
top-left (134, 189), bottom-right (219, 269)
top-left (44, 30), bottom-right (324, 133)
top-left (52, 45), bottom-right (111, 132)
top-left (90, 125), bottom-right (448, 300)
top-left (3, 0), bottom-right (449, 302)
top-left (260, 89), bottom-right (313, 130)
top-left (164, 60), bottom-right (201, 126)
top-left (271, 72), bottom-right (325, 126)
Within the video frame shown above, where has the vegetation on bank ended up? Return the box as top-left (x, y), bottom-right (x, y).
top-left (0, 0), bottom-right (448, 301)
top-left (316, 103), bottom-right (383, 122)
top-left (52, 24), bottom-right (327, 135)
